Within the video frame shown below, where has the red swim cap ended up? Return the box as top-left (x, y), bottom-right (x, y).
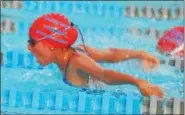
top-left (157, 26), bottom-right (184, 57)
top-left (29, 13), bottom-right (78, 48)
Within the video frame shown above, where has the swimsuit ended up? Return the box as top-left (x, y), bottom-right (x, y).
top-left (62, 46), bottom-right (106, 92)
top-left (62, 48), bottom-right (75, 86)
top-left (62, 46), bottom-right (88, 86)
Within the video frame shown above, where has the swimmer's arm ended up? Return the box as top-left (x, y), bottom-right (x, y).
top-left (73, 55), bottom-right (163, 98)
top-left (117, 49), bottom-right (146, 60)
top-left (79, 45), bottom-right (146, 61)
top-left (73, 56), bottom-right (142, 87)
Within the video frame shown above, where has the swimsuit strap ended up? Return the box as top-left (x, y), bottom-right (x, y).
top-left (63, 48), bottom-right (76, 86)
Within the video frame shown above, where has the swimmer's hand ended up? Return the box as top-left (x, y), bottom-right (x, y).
top-left (141, 51), bottom-right (160, 72)
top-left (137, 79), bottom-right (164, 98)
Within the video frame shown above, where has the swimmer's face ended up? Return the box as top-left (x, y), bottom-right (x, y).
top-left (28, 41), bottom-right (54, 66)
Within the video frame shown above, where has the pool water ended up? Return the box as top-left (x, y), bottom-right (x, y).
top-left (1, 29), bottom-right (184, 99)
top-left (1, 2), bottom-right (184, 114)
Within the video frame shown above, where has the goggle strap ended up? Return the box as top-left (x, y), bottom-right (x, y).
top-left (71, 22), bottom-right (90, 56)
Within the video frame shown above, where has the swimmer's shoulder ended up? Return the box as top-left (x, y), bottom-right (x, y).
top-left (70, 49), bottom-right (91, 65)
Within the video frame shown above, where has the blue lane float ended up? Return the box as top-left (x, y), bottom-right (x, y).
top-left (1, 19), bottom-right (127, 38)
top-left (1, 88), bottom-right (142, 114)
top-left (1, 1), bottom-right (183, 32)
top-left (22, 1), bottom-right (124, 18)
top-left (1, 50), bottom-right (142, 114)
top-left (2, 50), bottom-right (56, 70)
top-left (2, 50), bottom-right (183, 71)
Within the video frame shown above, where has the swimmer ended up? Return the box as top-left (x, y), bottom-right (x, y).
top-left (28, 13), bottom-right (163, 98)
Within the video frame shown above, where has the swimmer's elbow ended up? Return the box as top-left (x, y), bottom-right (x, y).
top-left (91, 69), bottom-right (118, 85)
top-left (94, 69), bottom-right (114, 85)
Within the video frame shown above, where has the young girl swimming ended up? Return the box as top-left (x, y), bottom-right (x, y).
top-left (28, 13), bottom-right (163, 98)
